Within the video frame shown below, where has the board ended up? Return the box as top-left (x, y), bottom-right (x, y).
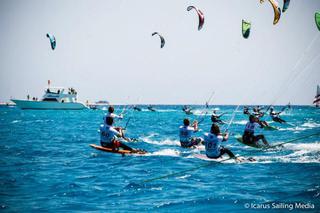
top-left (194, 154), bottom-right (230, 162)
top-left (89, 144), bottom-right (147, 155)
top-left (194, 154), bottom-right (256, 162)
top-left (263, 125), bottom-right (278, 131)
top-left (234, 135), bottom-right (264, 148)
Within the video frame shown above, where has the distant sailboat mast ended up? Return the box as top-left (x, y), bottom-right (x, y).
top-left (313, 85), bottom-right (320, 107)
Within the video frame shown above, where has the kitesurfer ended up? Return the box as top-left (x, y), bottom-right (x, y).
top-left (102, 106), bottom-right (126, 136)
top-left (204, 124), bottom-right (236, 159)
top-left (242, 115), bottom-right (269, 147)
top-left (100, 117), bottom-right (135, 151)
top-left (147, 105), bottom-right (156, 112)
top-left (132, 105), bottom-right (142, 111)
top-left (251, 106), bottom-right (269, 127)
top-left (182, 105), bottom-right (192, 115)
top-left (243, 106), bottom-right (250, 115)
top-left (103, 106), bottom-right (123, 124)
top-left (269, 107), bottom-right (286, 123)
top-left (182, 105), bottom-right (188, 111)
top-left (179, 118), bottom-right (203, 148)
top-left (253, 105), bottom-right (264, 117)
top-left (211, 110), bottom-right (225, 124)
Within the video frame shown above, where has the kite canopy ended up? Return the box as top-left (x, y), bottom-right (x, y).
top-left (187, 6), bottom-right (205, 31)
top-left (242, 20), bottom-right (251, 39)
top-left (46, 33), bottom-right (56, 50)
top-left (260, 0), bottom-right (281, 25)
top-left (282, 0), bottom-right (290, 13)
top-left (315, 12), bottom-right (320, 31)
top-left (152, 32), bottom-right (165, 48)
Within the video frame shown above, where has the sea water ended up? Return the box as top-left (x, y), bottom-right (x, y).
top-left (0, 105), bottom-right (319, 212)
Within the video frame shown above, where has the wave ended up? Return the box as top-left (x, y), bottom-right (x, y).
top-left (192, 109), bottom-right (211, 116)
top-left (141, 135), bottom-right (180, 146)
top-left (176, 174), bottom-right (191, 179)
top-left (140, 109), bottom-right (177, 112)
top-left (278, 111), bottom-right (291, 116)
top-left (11, 119), bottom-right (53, 124)
top-left (279, 127), bottom-right (307, 132)
top-left (140, 135), bottom-right (207, 152)
top-left (284, 142), bottom-right (320, 152)
top-left (156, 109), bottom-right (177, 112)
top-left (146, 149), bottom-right (181, 157)
top-left (253, 155), bottom-right (320, 164)
top-left (250, 142), bottom-right (320, 163)
top-left (233, 120), bottom-right (247, 125)
top-left (301, 121), bottom-right (320, 128)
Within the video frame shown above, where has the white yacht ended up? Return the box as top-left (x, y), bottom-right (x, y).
top-left (11, 86), bottom-right (87, 110)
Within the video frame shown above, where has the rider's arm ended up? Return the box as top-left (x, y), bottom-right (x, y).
top-left (218, 112), bottom-right (226, 118)
top-left (110, 127), bottom-right (122, 138)
top-left (114, 113), bottom-right (123, 119)
top-left (256, 122), bottom-right (263, 129)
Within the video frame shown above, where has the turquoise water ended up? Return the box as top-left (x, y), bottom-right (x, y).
top-left (0, 105), bottom-right (319, 212)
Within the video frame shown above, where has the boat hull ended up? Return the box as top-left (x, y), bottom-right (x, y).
top-left (11, 99), bottom-right (87, 110)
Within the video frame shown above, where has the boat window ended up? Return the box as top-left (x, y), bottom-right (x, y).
top-left (42, 98), bottom-right (58, 102)
top-left (45, 89), bottom-right (61, 94)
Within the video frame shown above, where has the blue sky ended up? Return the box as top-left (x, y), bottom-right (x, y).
top-left (0, 0), bottom-right (319, 105)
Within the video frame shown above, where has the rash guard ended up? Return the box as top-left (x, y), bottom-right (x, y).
top-left (100, 124), bottom-right (121, 144)
top-left (244, 122), bottom-right (260, 134)
top-left (204, 133), bottom-right (223, 158)
top-left (179, 125), bottom-right (196, 146)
